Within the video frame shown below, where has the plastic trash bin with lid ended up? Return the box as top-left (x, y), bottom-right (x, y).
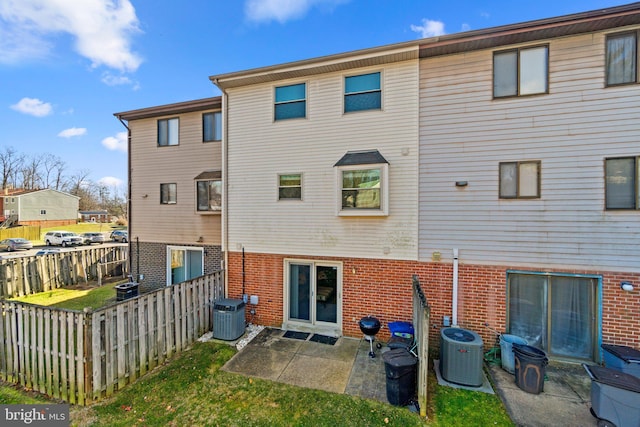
top-left (500, 334), bottom-right (527, 374)
top-left (383, 348), bottom-right (417, 406)
top-left (602, 344), bottom-right (640, 379)
top-left (583, 364), bottom-right (640, 427)
top-left (513, 343), bottom-right (548, 394)
top-left (387, 321), bottom-right (414, 351)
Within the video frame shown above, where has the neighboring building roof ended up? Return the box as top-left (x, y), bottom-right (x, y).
top-left (1, 188), bottom-right (80, 199)
top-left (210, 3), bottom-right (640, 89)
top-left (114, 96), bottom-right (222, 121)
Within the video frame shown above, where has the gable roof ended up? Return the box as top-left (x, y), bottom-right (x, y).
top-left (210, 3), bottom-right (640, 89)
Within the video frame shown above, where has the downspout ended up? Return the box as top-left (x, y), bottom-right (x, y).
top-left (452, 248), bottom-right (459, 327)
top-left (211, 78), bottom-right (229, 297)
top-left (116, 116), bottom-right (133, 277)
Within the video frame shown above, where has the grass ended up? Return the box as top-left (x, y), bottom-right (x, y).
top-left (10, 281), bottom-right (123, 310)
top-left (72, 341), bottom-right (426, 427)
top-left (0, 339), bottom-right (513, 426)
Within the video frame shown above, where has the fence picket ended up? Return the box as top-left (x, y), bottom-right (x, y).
top-left (0, 270), bottom-right (224, 405)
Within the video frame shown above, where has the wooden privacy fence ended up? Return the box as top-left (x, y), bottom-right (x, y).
top-left (0, 270), bottom-right (225, 405)
top-left (412, 274), bottom-right (430, 418)
top-left (0, 246), bottom-right (128, 298)
top-left (0, 225), bottom-right (41, 240)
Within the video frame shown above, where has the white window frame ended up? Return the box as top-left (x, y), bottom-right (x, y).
top-left (343, 71), bottom-right (382, 113)
top-left (274, 82), bottom-right (307, 121)
top-left (166, 245), bottom-right (204, 286)
top-left (335, 163), bottom-right (389, 216)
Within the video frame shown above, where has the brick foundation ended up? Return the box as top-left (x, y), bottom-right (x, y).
top-left (131, 241), bottom-right (222, 292)
top-left (228, 251), bottom-right (640, 353)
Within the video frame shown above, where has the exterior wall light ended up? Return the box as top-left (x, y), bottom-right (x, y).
top-left (620, 281), bottom-right (634, 292)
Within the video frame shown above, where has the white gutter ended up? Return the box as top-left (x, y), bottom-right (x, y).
top-left (452, 248), bottom-right (459, 327)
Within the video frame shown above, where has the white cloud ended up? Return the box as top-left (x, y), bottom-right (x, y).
top-left (245, 0), bottom-right (347, 23)
top-left (410, 19), bottom-right (446, 38)
top-left (58, 127), bottom-right (87, 138)
top-left (102, 131), bottom-right (127, 152)
top-left (10, 97), bottom-right (52, 117)
top-left (461, 23), bottom-right (471, 32)
top-left (98, 176), bottom-right (123, 188)
top-left (0, 0), bottom-right (142, 72)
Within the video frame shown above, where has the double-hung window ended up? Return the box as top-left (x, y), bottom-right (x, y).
top-left (334, 150), bottom-right (389, 216)
top-left (158, 118), bottom-right (179, 146)
top-left (278, 174), bottom-right (302, 200)
top-left (605, 156), bottom-right (639, 209)
top-left (160, 183), bottom-right (177, 204)
top-left (344, 72), bottom-right (381, 112)
top-left (203, 112), bottom-right (222, 142)
top-left (606, 32), bottom-right (638, 86)
top-left (494, 46), bottom-right (548, 98)
top-left (274, 83), bottom-right (306, 121)
top-left (499, 161), bottom-right (541, 199)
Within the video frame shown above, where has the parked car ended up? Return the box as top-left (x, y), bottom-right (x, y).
top-left (0, 238), bottom-right (33, 251)
top-left (80, 232), bottom-right (106, 245)
top-left (43, 231), bottom-right (83, 247)
top-left (110, 230), bottom-right (128, 243)
top-left (35, 248), bottom-right (61, 256)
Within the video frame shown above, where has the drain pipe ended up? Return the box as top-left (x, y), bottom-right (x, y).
top-left (452, 248), bottom-right (459, 327)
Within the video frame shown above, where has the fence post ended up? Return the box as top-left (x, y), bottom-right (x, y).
top-left (83, 307), bottom-right (93, 405)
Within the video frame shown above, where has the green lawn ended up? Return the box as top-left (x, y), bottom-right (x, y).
top-left (10, 281), bottom-right (123, 310)
top-left (0, 339), bottom-right (513, 426)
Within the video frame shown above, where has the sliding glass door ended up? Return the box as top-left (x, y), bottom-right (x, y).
top-left (167, 246), bottom-right (204, 285)
top-left (508, 273), bottom-right (598, 360)
top-left (285, 260), bottom-right (341, 334)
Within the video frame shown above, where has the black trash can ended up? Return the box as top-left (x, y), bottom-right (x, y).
top-left (513, 344), bottom-right (548, 394)
top-left (383, 348), bottom-right (418, 406)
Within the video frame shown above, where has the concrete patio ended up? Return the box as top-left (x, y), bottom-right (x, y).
top-left (220, 327), bottom-right (598, 426)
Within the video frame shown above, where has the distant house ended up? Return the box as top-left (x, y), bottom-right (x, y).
top-left (79, 210), bottom-right (110, 223)
top-left (0, 188), bottom-right (80, 226)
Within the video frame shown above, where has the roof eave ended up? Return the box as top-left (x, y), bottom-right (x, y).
top-left (114, 96), bottom-right (222, 121)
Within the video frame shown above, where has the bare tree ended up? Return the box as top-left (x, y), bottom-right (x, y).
top-left (19, 154), bottom-right (44, 189)
top-left (0, 146), bottom-right (25, 189)
top-left (42, 154), bottom-right (66, 190)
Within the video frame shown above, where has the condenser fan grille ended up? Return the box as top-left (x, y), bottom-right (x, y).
top-left (443, 328), bottom-right (475, 342)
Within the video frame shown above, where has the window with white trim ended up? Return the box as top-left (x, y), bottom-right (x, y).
top-left (274, 83), bottom-right (306, 121)
top-left (167, 246), bottom-right (204, 286)
top-left (344, 72), bottom-right (381, 113)
top-left (334, 150), bottom-right (389, 216)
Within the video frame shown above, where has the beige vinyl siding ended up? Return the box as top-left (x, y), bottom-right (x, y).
top-left (419, 30), bottom-right (640, 272)
top-left (226, 61), bottom-right (419, 260)
top-left (129, 110), bottom-right (222, 244)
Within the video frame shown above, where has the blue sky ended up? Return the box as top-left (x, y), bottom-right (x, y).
top-left (0, 0), bottom-right (629, 192)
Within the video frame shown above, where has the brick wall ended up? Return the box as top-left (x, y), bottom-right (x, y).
top-left (228, 250), bottom-right (640, 352)
top-left (131, 241), bottom-right (222, 292)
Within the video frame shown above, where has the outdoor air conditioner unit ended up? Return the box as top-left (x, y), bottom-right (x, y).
top-left (440, 327), bottom-right (484, 387)
top-left (213, 298), bottom-right (246, 341)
